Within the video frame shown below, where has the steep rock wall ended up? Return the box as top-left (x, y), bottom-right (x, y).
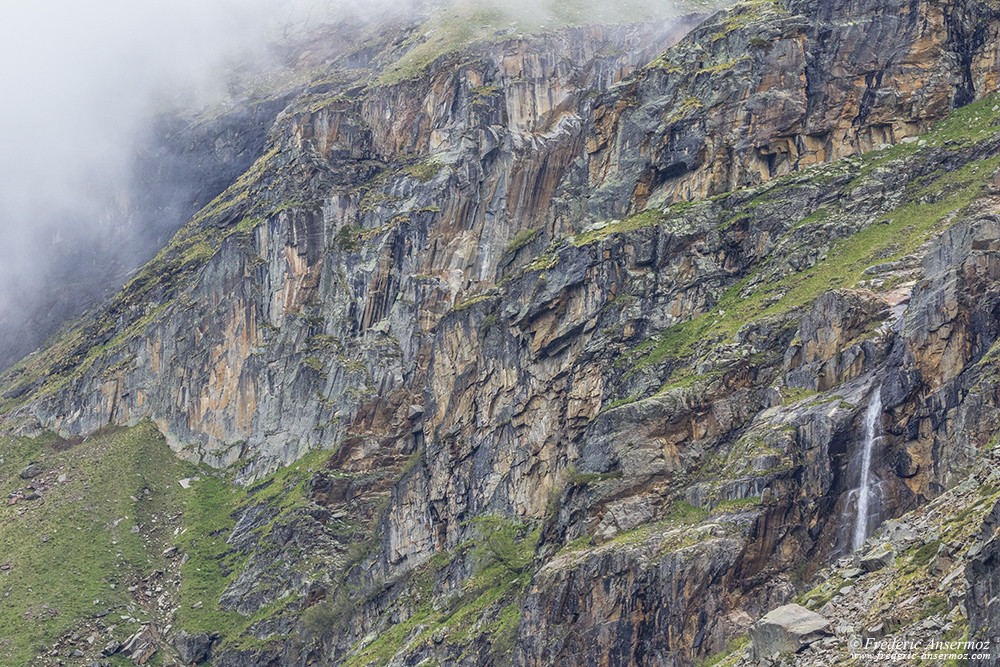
top-left (5, 1), bottom-right (1000, 665)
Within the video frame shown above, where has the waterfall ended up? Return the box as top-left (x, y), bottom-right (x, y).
top-left (852, 388), bottom-right (882, 551)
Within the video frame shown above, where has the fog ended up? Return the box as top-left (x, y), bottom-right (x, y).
top-left (0, 0), bottom-right (719, 371)
top-left (0, 0), bottom-right (368, 369)
top-left (0, 0), bottom-right (334, 284)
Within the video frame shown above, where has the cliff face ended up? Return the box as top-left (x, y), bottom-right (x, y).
top-left (4, 0), bottom-right (1000, 665)
top-left (582, 0), bottom-right (1000, 211)
top-left (7, 15), bottom-right (705, 473)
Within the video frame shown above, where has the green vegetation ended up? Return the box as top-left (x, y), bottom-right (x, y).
top-left (174, 447), bottom-right (335, 645)
top-left (0, 423), bottom-right (201, 664)
top-left (376, 7), bottom-right (508, 86)
top-left (665, 500), bottom-right (710, 524)
top-left (375, 0), bottom-right (720, 86)
top-left (557, 534), bottom-right (596, 554)
top-left (471, 516), bottom-right (539, 576)
top-left (938, 622), bottom-right (972, 667)
top-left (797, 576), bottom-right (841, 612)
top-left (608, 94), bottom-right (1000, 373)
top-left (301, 355), bottom-right (326, 372)
top-left (910, 540), bottom-right (941, 568)
top-left (666, 96), bottom-right (705, 124)
top-left (619, 315), bottom-right (710, 370)
top-left (189, 145), bottom-right (281, 230)
top-left (0, 422), bottom-right (345, 663)
top-left (594, 391), bottom-right (644, 416)
top-left (504, 228), bottom-right (539, 256)
top-left (696, 635), bottom-right (750, 667)
top-left (713, 496), bottom-right (762, 513)
top-left (404, 160), bottom-right (444, 183)
top-left (448, 293), bottom-right (495, 314)
top-left (302, 594), bottom-right (353, 640)
top-left (342, 517), bottom-right (540, 666)
top-left (471, 84), bottom-right (502, 106)
top-left (697, 56), bottom-right (751, 76)
top-left (566, 468), bottom-right (623, 486)
top-left (336, 223), bottom-right (362, 252)
top-left (781, 386), bottom-right (819, 405)
top-left (920, 594), bottom-right (949, 619)
top-left (573, 209), bottom-right (667, 246)
top-left (711, 0), bottom-right (786, 43)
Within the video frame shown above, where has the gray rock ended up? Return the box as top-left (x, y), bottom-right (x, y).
top-left (175, 630), bottom-right (211, 664)
top-left (19, 464), bottom-right (42, 479)
top-left (750, 604), bottom-right (832, 659)
top-left (861, 545), bottom-right (894, 572)
top-left (593, 495), bottom-right (656, 543)
top-left (121, 625), bottom-right (157, 663)
top-left (880, 519), bottom-right (918, 547)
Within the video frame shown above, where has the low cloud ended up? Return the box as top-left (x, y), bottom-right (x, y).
top-left (0, 0), bottom-right (722, 368)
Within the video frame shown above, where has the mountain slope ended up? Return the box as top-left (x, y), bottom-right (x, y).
top-left (3, 0), bottom-right (1000, 665)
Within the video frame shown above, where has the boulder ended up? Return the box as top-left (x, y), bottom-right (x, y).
top-left (880, 520), bottom-right (918, 547)
top-left (19, 464), bottom-right (42, 479)
top-left (175, 630), bottom-right (211, 664)
top-left (861, 544), bottom-right (894, 572)
top-left (750, 604), bottom-right (832, 659)
top-left (121, 625), bottom-right (158, 664)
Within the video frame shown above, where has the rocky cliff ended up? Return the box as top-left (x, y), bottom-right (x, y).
top-left (0, 92), bottom-right (297, 374)
top-left (3, 0), bottom-right (1000, 665)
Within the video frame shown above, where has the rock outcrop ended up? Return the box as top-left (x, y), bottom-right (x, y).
top-left (3, 0), bottom-right (1000, 665)
top-left (967, 500), bottom-right (1000, 665)
top-left (749, 604), bottom-right (831, 660)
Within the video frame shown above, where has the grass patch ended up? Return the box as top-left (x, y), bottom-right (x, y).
top-left (448, 294), bottom-right (494, 314)
top-left (910, 540), bottom-right (941, 568)
top-left (782, 386), bottom-right (819, 405)
top-left (342, 517), bottom-right (540, 666)
top-left (665, 500), bottom-right (709, 524)
top-left (0, 421), bottom-right (343, 663)
top-left (696, 635), bottom-right (750, 667)
top-left (504, 228), bottom-right (539, 257)
top-left (404, 160), bottom-right (444, 183)
top-left (572, 209), bottom-right (667, 246)
top-left (713, 496), bottom-right (762, 513)
top-left (375, 7), bottom-right (507, 86)
top-left (0, 423), bottom-right (200, 664)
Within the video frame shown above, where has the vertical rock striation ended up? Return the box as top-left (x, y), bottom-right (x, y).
top-left (4, 0), bottom-right (1000, 664)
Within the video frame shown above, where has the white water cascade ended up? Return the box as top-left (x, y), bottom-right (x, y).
top-left (851, 388), bottom-right (883, 551)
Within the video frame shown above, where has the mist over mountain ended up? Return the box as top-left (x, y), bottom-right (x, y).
top-left (0, 0), bottom-right (710, 370)
top-left (0, 0), bottom-right (303, 367)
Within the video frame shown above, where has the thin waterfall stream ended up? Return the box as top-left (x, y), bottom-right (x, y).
top-left (852, 388), bottom-right (882, 551)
